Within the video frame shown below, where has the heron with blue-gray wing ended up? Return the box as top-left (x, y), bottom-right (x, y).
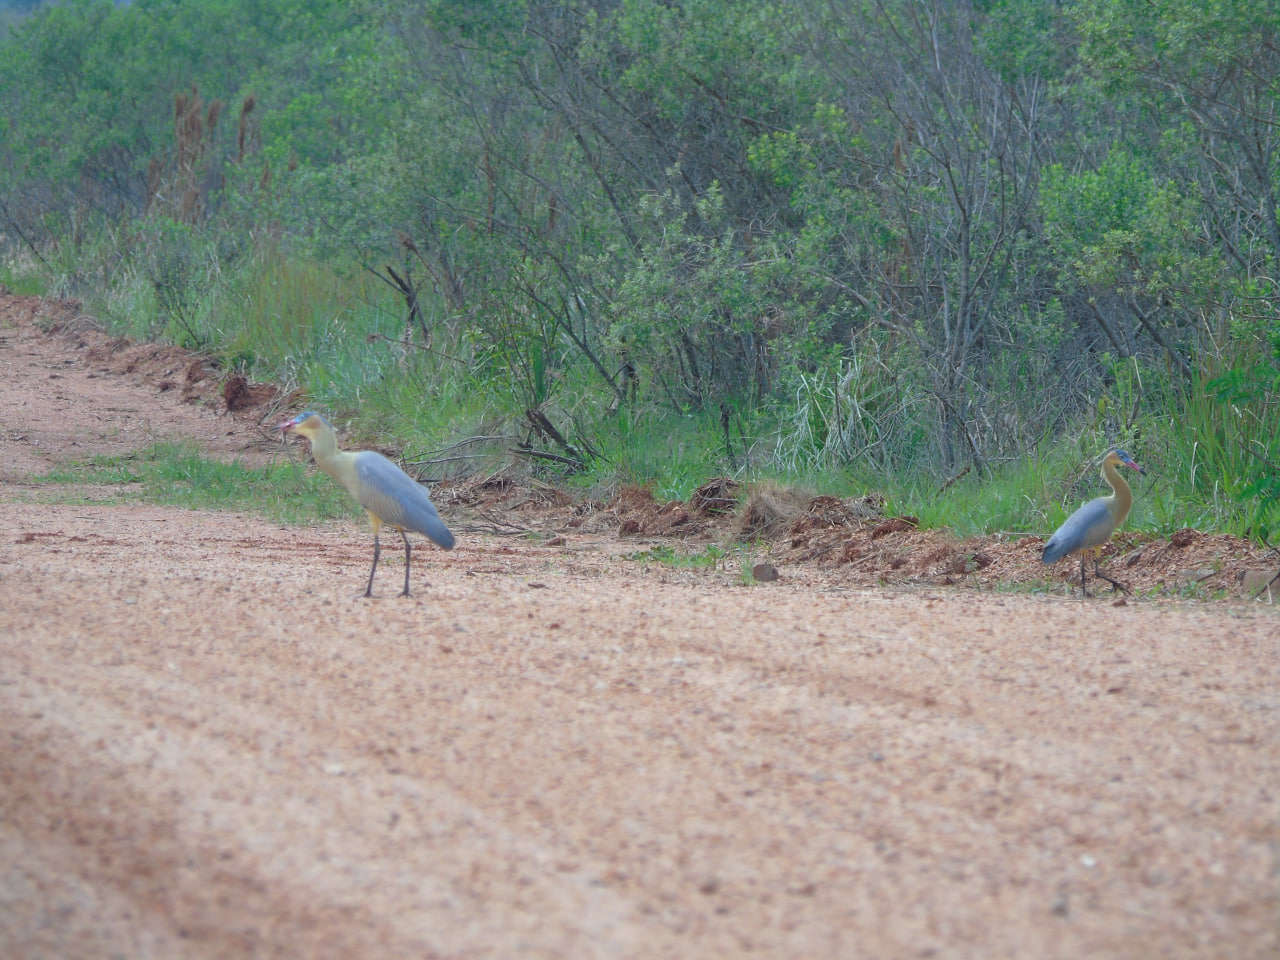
top-left (1042, 449), bottom-right (1146, 596)
top-left (281, 412), bottom-right (454, 597)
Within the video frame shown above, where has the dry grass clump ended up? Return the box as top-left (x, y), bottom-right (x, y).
top-left (733, 481), bottom-right (813, 541)
top-left (691, 476), bottom-right (742, 515)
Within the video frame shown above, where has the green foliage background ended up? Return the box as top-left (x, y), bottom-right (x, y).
top-left (1, 0), bottom-right (1277, 538)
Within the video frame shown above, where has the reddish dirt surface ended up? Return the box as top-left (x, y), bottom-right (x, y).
top-left (2, 295), bottom-right (1279, 958)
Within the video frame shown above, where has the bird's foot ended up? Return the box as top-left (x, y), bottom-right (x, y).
top-left (1096, 573), bottom-right (1131, 595)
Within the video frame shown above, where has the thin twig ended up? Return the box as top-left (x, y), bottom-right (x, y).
top-left (513, 446), bottom-right (584, 468)
top-left (473, 510), bottom-right (532, 533)
top-left (365, 332), bottom-right (468, 365)
top-left (937, 465), bottom-right (971, 495)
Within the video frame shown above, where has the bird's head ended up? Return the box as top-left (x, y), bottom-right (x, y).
top-left (1107, 448), bottom-right (1147, 476)
top-left (279, 411), bottom-right (331, 440)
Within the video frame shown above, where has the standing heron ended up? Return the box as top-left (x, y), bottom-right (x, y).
top-left (1042, 449), bottom-right (1146, 595)
top-left (281, 412), bottom-right (455, 597)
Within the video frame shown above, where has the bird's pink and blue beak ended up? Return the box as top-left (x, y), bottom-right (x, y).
top-left (279, 414), bottom-right (303, 432)
top-left (1116, 450), bottom-right (1146, 475)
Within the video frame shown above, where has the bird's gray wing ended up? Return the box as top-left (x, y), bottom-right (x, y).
top-left (1041, 497), bottom-right (1112, 563)
top-left (355, 452), bottom-right (455, 549)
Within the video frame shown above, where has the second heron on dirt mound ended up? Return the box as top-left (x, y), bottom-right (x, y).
top-left (281, 412), bottom-right (454, 597)
top-left (1042, 448), bottom-right (1146, 596)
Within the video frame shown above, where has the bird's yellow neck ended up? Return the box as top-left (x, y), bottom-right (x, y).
top-left (302, 422), bottom-right (359, 488)
top-left (305, 421), bottom-right (340, 466)
top-left (1102, 457), bottom-right (1133, 526)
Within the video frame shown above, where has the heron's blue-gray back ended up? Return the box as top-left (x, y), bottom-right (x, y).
top-left (354, 452), bottom-right (455, 549)
top-left (1042, 498), bottom-right (1114, 562)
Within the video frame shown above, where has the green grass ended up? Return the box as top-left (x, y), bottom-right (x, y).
top-left (867, 418), bottom-right (1278, 544)
top-left (625, 543), bottom-right (771, 587)
top-left (574, 405), bottom-right (736, 501)
top-left (626, 543), bottom-right (730, 569)
top-left (875, 462), bottom-right (1057, 539)
top-left (32, 442), bottom-right (360, 525)
top-left (9, 227), bottom-right (1276, 543)
top-left (0, 267), bottom-right (43, 296)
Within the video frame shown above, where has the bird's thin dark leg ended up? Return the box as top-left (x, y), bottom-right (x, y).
top-left (1093, 557), bottom-right (1130, 595)
top-left (366, 531), bottom-right (381, 598)
top-left (1079, 554), bottom-right (1090, 597)
top-left (400, 530), bottom-right (412, 597)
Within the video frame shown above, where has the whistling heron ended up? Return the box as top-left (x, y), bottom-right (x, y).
top-left (1042, 449), bottom-right (1146, 595)
top-left (281, 412), bottom-right (455, 597)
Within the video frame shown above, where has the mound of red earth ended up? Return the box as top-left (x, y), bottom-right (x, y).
top-left (1, 293), bottom-right (289, 419)
top-left (441, 478), bottom-right (1278, 598)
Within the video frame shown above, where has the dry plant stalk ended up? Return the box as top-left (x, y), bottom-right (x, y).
top-left (174, 86), bottom-right (207, 223)
top-left (237, 95), bottom-right (256, 163)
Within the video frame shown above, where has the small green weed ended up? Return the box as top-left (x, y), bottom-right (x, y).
top-left (626, 543), bottom-right (728, 569)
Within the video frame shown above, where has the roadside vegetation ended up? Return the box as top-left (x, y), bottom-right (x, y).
top-left (1, 0), bottom-right (1277, 540)
top-left (32, 442), bottom-right (360, 525)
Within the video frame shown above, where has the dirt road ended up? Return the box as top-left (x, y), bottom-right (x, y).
top-left (2, 297), bottom-right (1278, 958)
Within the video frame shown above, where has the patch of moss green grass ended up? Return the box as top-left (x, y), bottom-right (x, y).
top-left (626, 543), bottom-right (728, 569)
top-left (33, 442), bottom-right (359, 525)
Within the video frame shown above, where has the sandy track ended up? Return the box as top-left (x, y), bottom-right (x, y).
top-left (2, 295), bottom-right (1279, 957)
top-left (1, 502), bottom-right (1278, 959)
